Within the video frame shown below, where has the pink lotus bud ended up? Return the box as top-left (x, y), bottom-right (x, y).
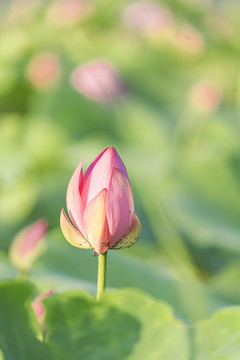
top-left (191, 81), bottom-right (221, 111)
top-left (26, 52), bottom-right (61, 89)
top-left (174, 26), bottom-right (204, 54)
top-left (70, 60), bottom-right (126, 102)
top-left (60, 147), bottom-right (141, 255)
top-left (32, 290), bottom-right (54, 324)
top-left (47, 0), bottom-right (86, 25)
top-left (9, 219), bottom-right (48, 272)
top-left (123, 1), bottom-right (172, 33)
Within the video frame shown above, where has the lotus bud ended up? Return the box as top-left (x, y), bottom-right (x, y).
top-left (123, 1), bottom-right (172, 33)
top-left (60, 146), bottom-right (141, 255)
top-left (174, 26), bottom-right (204, 54)
top-left (9, 219), bottom-right (48, 272)
top-left (26, 52), bottom-right (61, 89)
top-left (47, 0), bottom-right (86, 25)
top-left (70, 60), bottom-right (126, 102)
top-left (32, 290), bottom-right (54, 325)
top-left (191, 80), bottom-right (221, 112)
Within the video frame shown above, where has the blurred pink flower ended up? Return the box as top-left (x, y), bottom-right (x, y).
top-left (26, 53), bottom-right (61, 89)
top-left (70, 60), bottom-right (126, 102)
top-left (60, 146), bottom-right (141, 255)
top-left (123, 1), bottom-right (172, 32)
top-left (191, 81), bottom-right (221, 111)
top-left (32, 290), bottom-right (54, 325)
top-left (9, 219), bottom-right (48, 272)
top-left (47, 0), bottom-right (86, 25)
top-left (174, 27), bottom-right (204, 54)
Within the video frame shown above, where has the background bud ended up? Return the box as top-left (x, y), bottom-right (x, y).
top-left (70, 60), bottom-right (126, 102)
top-left (9, 219), bottom-right (48, 272)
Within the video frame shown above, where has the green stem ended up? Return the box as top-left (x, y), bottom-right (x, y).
top-left (97, 252), bottom-right (107, 301)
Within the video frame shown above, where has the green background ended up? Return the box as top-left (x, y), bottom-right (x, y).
top-left (1, 0), bottom-right (240, 358)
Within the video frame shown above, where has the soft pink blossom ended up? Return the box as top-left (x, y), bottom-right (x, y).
top-left (26, 53), bottom-right (61, 89)
top-left (123, 1), bottom-right (172, 32)
top-left (60, 147), bottom-right (141, 255)
top-left (174, 27), bottom-right (204, 54)
top-left (32, 290), bottom-right (54, 324)
top-left (191, 81), bottom-right (221, 111)
top-left (47, 0), bottom-right (86, 25)
top-left (9, 219), bottom-right (48, 271)
top-left (70, 60), bottom-right (126, 102)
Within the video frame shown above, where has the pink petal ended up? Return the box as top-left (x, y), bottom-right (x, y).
top-left (9, 219), bottom-right (47, 271)
top-left (32, 289), bottom-right (54, 324)
top-left (70, 60), bottom-right (126, 102)
top-left (27, 53), bottom-right (61, 89)
top-left (191, 81), bottom-right (221, 111)
top-left (81, 147), bottom-right (129, 209)
top-left (17, 219), bottom-right (48, 258)
top-left (83, 147), bottom-right (108, 184)
top-left (83, 189), bottom-right (109, 254)
top-left (111, 213), bottom-right (141, 249)
top-left (60, 209), bottom-right (91, 249)
top-left (123, 1), bottom-right (172, 32)
top-left (66, 161), bottom-right (86, 237)
top-left (105, 168), bottom-right (134, 247)
top-left (109, 147), bottom-right (129, 178)
top-left (48, 0), bottom-right (86, 25)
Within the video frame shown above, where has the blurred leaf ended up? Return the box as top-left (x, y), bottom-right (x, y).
top-left (194, 308), bottom-right (240, 360)
top-left (31, 230), bottom-right (227, 322)
top-left (166, 149), bottom-right (240, 252)
top-left (0, 281), bottom-right (50, 359)
top-left (0, 177), bottom-right (38, 225)
top-left (44, 288), bottom-right (189, 360)
top-left (0, 66), bottom-right (17, 95)
top-left (104, 289), bottom-right (189, 360)
top-left (208, 261), bottom-right (240, 304)
top-left (1, 281), bottom-right (240, 360)
top-left (0, 252), bottom-right (17, 279)
top-left (0, 30), bottom-right (29, 63)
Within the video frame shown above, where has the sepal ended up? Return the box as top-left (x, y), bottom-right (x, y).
top-left (111, 213), bottom-right (141, 250)
top-left (60, 209), bottom-right (91, 249)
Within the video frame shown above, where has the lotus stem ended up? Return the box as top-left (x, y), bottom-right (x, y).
top-left (97, 252), bottom-right (107, 301)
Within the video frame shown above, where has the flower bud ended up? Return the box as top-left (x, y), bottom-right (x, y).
top-left (32, 290), bottom-right (54, 325)
top-left (47, 0), bottom-right (86, 25)
top-left (26, 53), bottom-right (61, 89)
top-left (123, 1), bottom-right (172, 33)
top-left (60, 147), bottom-right (141, 255)
top-left (70, 60), bottom-right (126, 102)
top-left (174, 26), bottom-right (204, 54)
top-left (9, 219), bottom-right (48, 272)
top-left (191, 80), bottom-right (221, 112)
